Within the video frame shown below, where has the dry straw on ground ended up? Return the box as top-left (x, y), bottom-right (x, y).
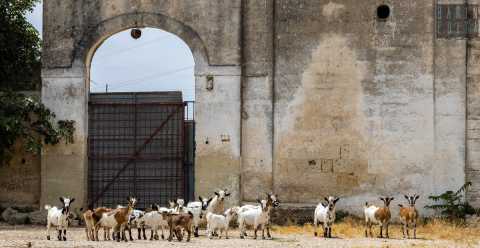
top-left (273, 217), bottom-right (480, 245)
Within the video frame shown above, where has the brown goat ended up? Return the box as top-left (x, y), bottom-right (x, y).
top-left (364, 197), bottom-right (394, 238)
top-left (87, 207), bottom-right (113, 241)
top-left (399, 194), bottom-right (419, 239)
top-left (162, 211), bottom-right (194, 242)
top-left (94, 197), bottom-right (137, 242)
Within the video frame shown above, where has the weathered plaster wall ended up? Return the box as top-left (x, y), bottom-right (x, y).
top-left (466, 0), bottom-right (480, 208)
top-left (0, 144), bottom-right (41, 206)
top-left (271, 0), bottom-right (467, 214)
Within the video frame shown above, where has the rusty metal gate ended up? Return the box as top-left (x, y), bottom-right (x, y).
top-left (88, 92), bottom-right (186, 209)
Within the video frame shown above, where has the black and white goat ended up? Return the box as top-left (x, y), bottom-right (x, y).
top-left (45, 197), bottom-right (75, 241)
top-left (313, 196), bottom-right (340, 238)
top-left (186, 196), bottom-right (213, 237)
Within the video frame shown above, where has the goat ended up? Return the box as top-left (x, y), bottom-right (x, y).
top-left (208, 189), bottom-right (231, 214)
top-left (95, 197), bottom-right (137, 242)
top-left (141, 204), bottom-right (170, 240)
top-left (313, 196), bottom-right (340, 238)
top-left (161, 211), bottom-right (194, 242)
top-left (238, 199), bottom-right (271, 239)
top-left (399, 194), bottom-right (419, 239)
top-left (364, 197), bottom-right (394, 238)
top-left (45, 197), bottom-right (75, 241)
top-left (238, 192), bottom-right (279, 239)
top-left (82, 206), bottom-right (112, 241)
top-left (206, 206), bottom-right (239, 239)
top-left (86, 207), bottom-right (114, 241)
top-left (186, 196), bottom-right (213, 237)
top-left (126, 209), bottom-right (146, 240)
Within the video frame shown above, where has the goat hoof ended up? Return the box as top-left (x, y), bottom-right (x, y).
top-left (46, 236), bottom-right (50, 240)
top-left (194, 233), bottom-right (199, 237)
top-left (262, 236), bottom-right (265, 240)
top-left (314, 232), bottom-right (317, 237)
top-left (240, 236), bottom-right (244, 239)
top-left (63, 237), bottom-right (67, 241)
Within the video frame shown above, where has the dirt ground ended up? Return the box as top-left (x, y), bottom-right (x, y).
top-left (0, 225), bottom-right (478, 248)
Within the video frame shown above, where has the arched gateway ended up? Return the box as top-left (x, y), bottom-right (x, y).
top-left (41, 1), bottom-right (243, 208)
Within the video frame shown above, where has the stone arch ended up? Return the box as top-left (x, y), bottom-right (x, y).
top-left (79, 12), bottom-right (210, 83)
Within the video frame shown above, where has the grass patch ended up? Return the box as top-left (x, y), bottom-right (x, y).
top-left (272, 217), bottom-right (480, 244)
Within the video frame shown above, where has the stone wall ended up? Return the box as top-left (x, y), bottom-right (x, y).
top-left (40, 0), bottom-right (479, 214)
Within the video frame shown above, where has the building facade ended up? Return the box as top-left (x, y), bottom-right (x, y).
top-left (41, 0), bottom-right (480, 215)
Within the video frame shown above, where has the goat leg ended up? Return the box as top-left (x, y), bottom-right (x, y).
top-left (186, 227), bottom-right (191, 242)
top-left (379, 225), bottom-right (383, 238)
top-left (413, 222), bottom-right (417, 239)
top-left (266, 224), bottom-right (272, 239)
top-left (254, 225), bottom-right (258, 240)
top-left (57, 229), bottom-right (62, 241)
top-left (194, 226), bottom-right (199, 237)
top-left (386, 223), bottom-right (389, 239)
top-left (63, 229), bottom-right (67, 241)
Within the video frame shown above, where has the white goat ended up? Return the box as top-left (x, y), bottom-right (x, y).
top-left (206, 206), bottom-right (239, 239)
top-left (238, 199), bottom-right (271, 239)
top-left (141, 204), bottom-right (170, 240)
top-left (313, 196), bottom-right (340, 238)
top-left (238, 193), bottom-right (279, 239)
top-left (186, 196), bottom-right (212, 237)
top-left (45, 197), bottom-right (75, 241)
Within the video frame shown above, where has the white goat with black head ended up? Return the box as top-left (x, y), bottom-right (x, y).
top-left (186, 196), bottom-right (213, 237)
top-left (313, 196), bottom-right (340, 238)
top-left (45, 197), bottom-right (75, 241)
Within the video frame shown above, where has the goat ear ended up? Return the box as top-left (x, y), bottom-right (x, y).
top-left (404, 195), bottom-right (409, 200)
top-left (59, 197), bottom-right (64, 203)
top-left (333, 197), bottom-right (340, 204)
top-left (379, 197), bottom-right (385, 202)
top-left (225, 192), bottom-right (231, 197)
top-left (199, 196), bottom-right (203, 202)
top-left (215, 192), bottom-right (219, 196)
top-left (324, 197), bottom-right (329, 202)
top-left (70, 198), bottom-right (75, 204)
top-left (390, 197), bottom-right (394, 201)
top-left (415, 195), bottom-right (420, 200)
top-left (257, 198), bottom-right (262, 204)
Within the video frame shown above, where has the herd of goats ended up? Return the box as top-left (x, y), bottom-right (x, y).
top-left (44, 190), bottom-right (420, 242)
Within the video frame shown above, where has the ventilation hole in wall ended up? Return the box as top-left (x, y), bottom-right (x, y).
top-left (377, 5), bottom-right (390, 20)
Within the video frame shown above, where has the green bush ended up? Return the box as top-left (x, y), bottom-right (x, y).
top-left (425, 182), bottom-right (478, 220)
top-left (0, 91), bottom-right (75, 164)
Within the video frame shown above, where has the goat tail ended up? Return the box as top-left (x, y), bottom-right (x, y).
top-left (44, 205), bottom-right (52, 210)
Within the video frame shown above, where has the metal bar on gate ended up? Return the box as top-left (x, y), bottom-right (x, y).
top-left (90, 104), bottom-right (183, 206)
